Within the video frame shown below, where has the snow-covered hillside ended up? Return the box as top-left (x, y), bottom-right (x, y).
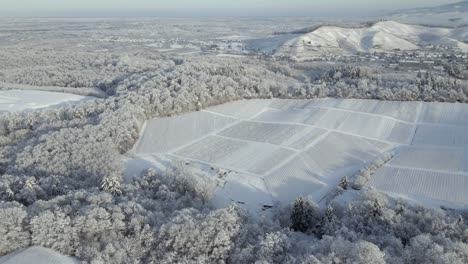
top-left (129, 99), bottom-right (468, 212)
top-left (275, 21), bottom-right (468, 60)
top-left (0, 90), bottom-right (92, 112)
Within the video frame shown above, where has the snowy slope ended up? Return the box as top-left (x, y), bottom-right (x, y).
top-left (0, 90), bottom-right (92, 112)
top-left (0, 247), bottom-right (79, 264)
top-left (275, 21), bottom-right (468, 60)
top-left (130, 99), bottom-right (468, 211)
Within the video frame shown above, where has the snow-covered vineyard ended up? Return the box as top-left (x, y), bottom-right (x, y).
top-left (131, 98), bottom-right (468, 211)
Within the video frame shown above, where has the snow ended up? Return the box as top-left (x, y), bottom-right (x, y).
top-left (255, 104), bottom-right (415, 144)
top-left (286, 127), bottom-right (328, 150)
top-left (213, 172), bottom-right (274, 212)
top-left (130, 98), bottom-right (468, 211)
top-left (135, 111), bottom-right (236, 154)
top-left (174, 135), bottom-right (294, 175)
top-left (0, 246), bottom-right (78, 264)
top-left (338, 112), bottom-right (415, 144)
top-left (218, 121), bottom-right (307, 147)
top-left (275, 21), bottom-right (468, 60)
top-left (254, 107), bottom-right (328, 125)
top-left (244, 34), bottom-right (301, 53)
top-left (387, 146), bottom-right (468, 173)
top-left (370, 166), bottom-right (468, 210)
top-left (215, 54), bottom-right (247, 58)
top-left (412, 124), bottom-right (468, 148)
top-left (367, 102), bottom-right (468, 210)
top-left (0, 90), bottom-right (92, 113)
top-left (265, 157), bottom-right (328, 203)
top-left (420, 102), bottom-right (468, 126)
top-left (205, 99), bottom-right (272, 119)
top-left (333, 99), bottom-right (423, 123)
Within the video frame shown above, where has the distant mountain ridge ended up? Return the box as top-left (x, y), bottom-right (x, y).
top-left (389, 1), bottom-right (468, 27)
top-left (392, 1), bottom-right (468, 15)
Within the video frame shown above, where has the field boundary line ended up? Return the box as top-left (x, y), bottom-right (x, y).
top-left (385, 164), bottom-right (468, 177)
top-left (128, 120), bottom-right (148, 157)
top-left (408, 143), bottom-right (468, 151)
top-left (262, 131), bottom-right (331, 176)
top-left (206, 109), bottom-right (404, 145)
top-left (214, 134), bottom-right (299, 152)
top-left (285, 105), bottom-right (417, 125)
top-left (281, 126), bottom-right (321, 148)
top-left (202, 106), bottom-right (268, 121)
top-left (283, 104), bottom-right (468, 128)
top-left (167, 117), bottom-right (243, 155)
top-left (409, 102), bottom-right (424, 145)
top-left (298, 155), bottom-right (329, 184)
top-left (202, 109), bottom-right (241, 119)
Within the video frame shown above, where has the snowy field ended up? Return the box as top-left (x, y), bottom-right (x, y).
top-left (130, 99), bottom-right (468, 211)
top-left (0, 247), bottom-right (78, 264)
top-left (0, 90), bottom-right (92, 112)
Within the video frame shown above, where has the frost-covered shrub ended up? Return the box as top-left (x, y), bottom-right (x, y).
top-left (352, 152), bottom-right (395, 190)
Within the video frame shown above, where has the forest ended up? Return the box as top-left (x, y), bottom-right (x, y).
top-left (1, 47), bottom-right (468, 263)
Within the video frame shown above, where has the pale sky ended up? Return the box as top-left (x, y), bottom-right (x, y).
top-left (0, 0), bottom-right (461, 16)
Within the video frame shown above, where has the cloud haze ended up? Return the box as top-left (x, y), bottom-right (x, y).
top-left (0, 0), bottom-right (461, 16)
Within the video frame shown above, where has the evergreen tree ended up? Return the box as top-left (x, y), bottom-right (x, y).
top-left (339, 176), bottom-right (349, 190)
top-left (325, 205), bottom-right (334, 223)
top-left (290, 197), bottom-right (314, 233)
top-left (100, 176), bottom-right (122, 196)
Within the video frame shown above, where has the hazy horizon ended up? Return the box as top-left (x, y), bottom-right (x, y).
top-left (0, 0), bottom-right (462, 17)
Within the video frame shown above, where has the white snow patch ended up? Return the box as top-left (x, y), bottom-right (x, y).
top-left (135, 111), bottom-right (236, 154)
top-left (0, 246), bottom-right (79, 264)
top-left (0, 90), bottom-right (91, 112)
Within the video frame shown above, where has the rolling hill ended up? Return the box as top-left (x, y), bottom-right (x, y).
top-left (275, 21), bottom-right (468, 61)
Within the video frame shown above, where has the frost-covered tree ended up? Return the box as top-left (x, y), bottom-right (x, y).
top-left (30, 210), bottom-right (76, 255)
top-left (0, 202), bottom-right (30, 255)
top-left (100, 175), bottom-right (122, 196)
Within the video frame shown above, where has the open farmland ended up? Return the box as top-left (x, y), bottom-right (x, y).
top-left (132, 98), bottom-right (468, 211)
